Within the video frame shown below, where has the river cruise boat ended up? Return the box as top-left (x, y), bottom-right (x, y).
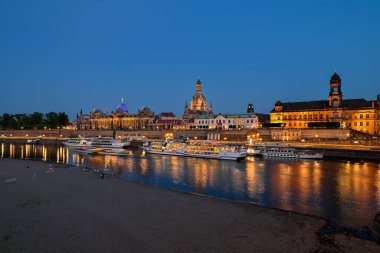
top-left (63, 137), bottom-right (94, 148)
top-left (261, 146), bottom-right (323, 159)
top-left (145, 141), bottom-right (246, 161)
top-left (90, 137), bottom-right (130, 149)
top-left (246, 143), bottom-right (287, 156)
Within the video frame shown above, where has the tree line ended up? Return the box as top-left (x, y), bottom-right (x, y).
top-left (0, 112), bottom-right (70, 130)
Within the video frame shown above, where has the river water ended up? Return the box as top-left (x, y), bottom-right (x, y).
top-left (1, 142), bottom-right (380, 227)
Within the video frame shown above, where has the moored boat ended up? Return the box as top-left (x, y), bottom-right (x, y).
top-left (145, 141), bottom-right (246, 161)
top-left (90, 137), bottom-right (130, 149)
top-left (261, 146), bottom-right (323, 159)
top-left (63, 137), bottom-right (95, 148)
top-left (26, 138), bottom-right (41, 144)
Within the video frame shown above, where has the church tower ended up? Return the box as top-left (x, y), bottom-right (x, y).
top-left (247, 102), bottom-right (254, 114)
top-left (328, 70), bottom-right (343, 108)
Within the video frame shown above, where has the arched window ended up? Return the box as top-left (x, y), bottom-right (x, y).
top-left (332, 99), bottom-right (339, 108)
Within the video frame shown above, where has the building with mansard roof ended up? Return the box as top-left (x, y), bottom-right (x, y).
top-left (270, 71), bottom-right (380, 135)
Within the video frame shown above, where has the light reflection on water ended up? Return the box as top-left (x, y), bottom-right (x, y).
top-left (1, 142), bottom-right (380, 227)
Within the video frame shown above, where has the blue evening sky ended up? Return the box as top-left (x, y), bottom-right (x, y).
top-left (0, 0), bottom-right (379, 119)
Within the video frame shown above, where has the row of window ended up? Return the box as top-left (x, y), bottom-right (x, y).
top-left (279, 113), bottom-right (372, 121)
top-left (354, 122), bottom-right (370, 126)
top-left (282, 121), bottom-right (371, 127)
top-left (196, 119), bottom-right (255, 124)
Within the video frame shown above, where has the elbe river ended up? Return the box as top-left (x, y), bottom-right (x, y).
top-left (1, 142), bottom-right (380, 227)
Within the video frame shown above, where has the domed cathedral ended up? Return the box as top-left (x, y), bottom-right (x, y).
top-left (183, 79), bottom-right (213, 121)
top-left (270, 71), bottom-right (380, 136)
top-left (114, 98), bottom-right (129, 117)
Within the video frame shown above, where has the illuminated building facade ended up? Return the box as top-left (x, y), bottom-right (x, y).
top-left (270, 71), bottom-right (380, 135)
top-left (194, 113), bottom-right (259, 130)
top-left (88, 98), bottom-right (155, 130)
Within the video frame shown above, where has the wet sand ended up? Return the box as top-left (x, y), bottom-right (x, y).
top-left (0, 159), bottom-right (379, 253)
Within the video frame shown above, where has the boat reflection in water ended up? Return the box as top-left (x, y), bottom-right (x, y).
top-left (1, 142), bottom-right (380, 227)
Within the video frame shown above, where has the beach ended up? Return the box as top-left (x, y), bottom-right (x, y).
top-left (0, 159), bottom-right (379, 253)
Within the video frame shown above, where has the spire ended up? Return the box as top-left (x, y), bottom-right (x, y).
top-left (185, 100), bottom-right (188, 109)
top-left (209, 102), bottom-right (213, 114)
top-left (196, 79), bottom-right (202, 93)
top-left (121, 97), bottom-right (124, 104)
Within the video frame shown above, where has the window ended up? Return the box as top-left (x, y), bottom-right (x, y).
top-left (309, 115), bottom-right (312, 119)
top-left (354, 122), bottom-right (357, 126)
top-left (284, 115), bottom-right (287, 120)
top-left (360, 114), bottom-right (363, 119)
top-left (366, 122), bottom-right (369, 126)
top-left (223, 120), bottom-right (225, 123)
top-left (332, 99), bottom-right (339, 107)
top-left (289, 123), bottom-right (292, 126)
top-left (277, 117), bottom-right (280, 120)
top-left (298, 115), bottom-right (302, 120)
top-left (319, 114), bottom-right (323, 119)
top-left (360, 122), bottom-right (363, 126)
top-left (228, 120), bottom-right (230, 123)
top-left (366, 114), bottom-right (369, 119)
top-left (303, 115), bottom-right (307, 120)
top-left (314, 114), bottom-right (317, 119)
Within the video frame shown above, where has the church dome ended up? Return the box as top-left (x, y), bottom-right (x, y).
top-left (330, 71), bottom-right (341, 83)
top-left (116, 98), bottom-right (128, 112)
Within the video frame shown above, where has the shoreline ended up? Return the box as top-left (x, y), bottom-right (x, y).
top-left (1, 159), bottom-right (379, 252)
top-left (2, 138), bottom-right (380, 162)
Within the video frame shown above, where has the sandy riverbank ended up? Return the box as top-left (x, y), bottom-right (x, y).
top-left (0, 159), bottom-right (379, 253)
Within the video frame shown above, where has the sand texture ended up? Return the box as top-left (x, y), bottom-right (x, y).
top-left (0, 159), bottom-right (379, 253)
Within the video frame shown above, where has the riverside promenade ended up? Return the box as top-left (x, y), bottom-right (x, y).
top-left (1, 159), bottom-right (379, 253)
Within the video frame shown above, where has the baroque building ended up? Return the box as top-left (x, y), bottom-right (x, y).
top-left (193, 103), bottom-right (263, 130)
top-left (183, 80), bottom-right (213, 121)
top-left (88, 98), bottom-right (154, 130)
top-left (270, 71), bottom-right (380, 135)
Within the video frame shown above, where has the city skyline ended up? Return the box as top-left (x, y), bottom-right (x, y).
top-left (1, 1), bottom-right (379, 119)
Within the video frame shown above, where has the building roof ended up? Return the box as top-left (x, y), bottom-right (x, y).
top-left (271, 99), bottom-right (374, 112)
top-left (330, 71), bottom-right (341, 83)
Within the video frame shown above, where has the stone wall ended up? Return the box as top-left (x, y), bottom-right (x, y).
top-left (0, 128), bottom-right (352, 142)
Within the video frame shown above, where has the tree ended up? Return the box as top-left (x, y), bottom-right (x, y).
top-left (30, 112), bottom-right (44, 128)
top-left (45, 112), bottom-right (59, 128)
top-left (58, 112), bottom-right (69, 126)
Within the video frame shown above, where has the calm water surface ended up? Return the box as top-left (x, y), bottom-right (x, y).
top-left (1, 142), bottom-right (380, 227)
